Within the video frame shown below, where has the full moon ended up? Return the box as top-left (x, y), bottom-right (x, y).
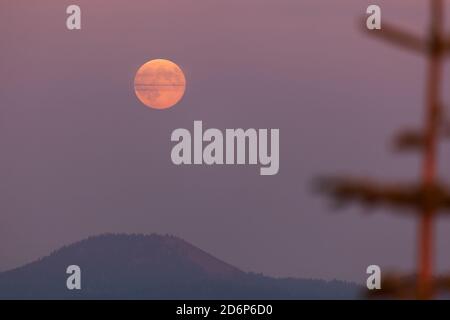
top-left (134, 59), bottom-right (186, 110)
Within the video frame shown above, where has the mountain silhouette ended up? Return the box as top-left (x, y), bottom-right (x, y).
top-left (0, 234), bottom-right (359, 299)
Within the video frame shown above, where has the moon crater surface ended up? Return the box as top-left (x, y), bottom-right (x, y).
top-left (134, 59), bottom-right (186, 110)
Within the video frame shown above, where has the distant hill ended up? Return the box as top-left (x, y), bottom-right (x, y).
top-left (0, 234), bottom-right (360, 299)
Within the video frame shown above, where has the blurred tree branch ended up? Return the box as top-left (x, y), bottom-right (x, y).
top-left (360, 18), bottom-right (427, 54)
top-left (315, 177), bottom-right (450, 213)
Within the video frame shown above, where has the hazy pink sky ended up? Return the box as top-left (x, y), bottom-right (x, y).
top-left (1, 0), bottom-right (450, 284)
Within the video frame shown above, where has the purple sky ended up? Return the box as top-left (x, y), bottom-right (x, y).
top-left (1, 0), bottom-right (450, 284)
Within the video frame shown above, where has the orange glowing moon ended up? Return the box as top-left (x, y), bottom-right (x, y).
top-left (134, 59), bottom-right (186, 110)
